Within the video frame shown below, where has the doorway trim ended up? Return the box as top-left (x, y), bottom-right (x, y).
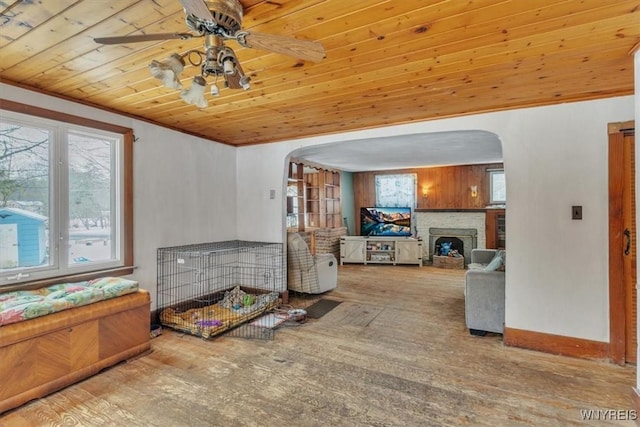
top-left (608, 120), bottom-right (635, 365)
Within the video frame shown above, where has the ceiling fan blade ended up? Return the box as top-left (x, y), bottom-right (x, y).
top-left (94, 33), bottom-right (197, 45)
top-left (238, 31), bottom-right (325, 63)
top-left (179, 0), bottom-right (214, 21)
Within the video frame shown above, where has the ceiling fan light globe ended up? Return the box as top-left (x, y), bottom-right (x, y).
top-left (149, 66), bottom-right (182, 89)
top-left (166, 53), bottom-right (186, 74)
top-left (149, 53), bottom-right (185, 89)
top-left (180, 76), bottom-right (209, 108)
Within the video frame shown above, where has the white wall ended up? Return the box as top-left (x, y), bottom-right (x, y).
top-left (501, 101), bottom-right (615, 341)
top-left (132, 122), bottom-right (237, 307)
top-left (0, 83), bottom-right (238, 309)
top-left (237, 95), bottom-right (635, 343)
top-left (236, 142), bottom-right (294, 242)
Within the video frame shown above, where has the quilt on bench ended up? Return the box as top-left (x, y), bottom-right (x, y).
top-left (0, 277), bottom-right (139, 326)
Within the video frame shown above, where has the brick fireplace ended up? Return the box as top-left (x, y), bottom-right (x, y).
top-left (414, 211), bottom-right (486, 265)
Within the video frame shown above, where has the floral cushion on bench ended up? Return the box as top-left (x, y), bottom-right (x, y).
top-left (0, 277), bottom-right (139, 326)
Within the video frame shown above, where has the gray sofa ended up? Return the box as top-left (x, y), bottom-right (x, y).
top-left (464, 249), bottom-right (505, 335)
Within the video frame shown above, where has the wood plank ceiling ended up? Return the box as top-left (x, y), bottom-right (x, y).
top-left (0, 0), bottom-right (638, 146)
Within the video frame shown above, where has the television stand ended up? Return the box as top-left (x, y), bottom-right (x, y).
top-left (340, 236), bottom-right (423, 267)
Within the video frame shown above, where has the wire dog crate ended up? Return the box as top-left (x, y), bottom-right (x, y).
top-left (157, 241), bottom-right (284, 339)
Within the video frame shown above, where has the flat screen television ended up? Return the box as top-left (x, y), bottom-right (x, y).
top-left (360, 207), bottom-right (412, 237)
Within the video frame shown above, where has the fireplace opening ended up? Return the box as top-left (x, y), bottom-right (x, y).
top-left (435, 237), bottom-right (464, 257)
top-left (428, 227), bottom-right (477, 266)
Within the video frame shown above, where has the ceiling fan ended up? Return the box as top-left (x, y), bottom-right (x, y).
top-left (94, 0), bottom-right (326, 107)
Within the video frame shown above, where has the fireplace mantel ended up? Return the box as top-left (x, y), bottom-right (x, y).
top-left (415, 208), bottom-right (493, 213)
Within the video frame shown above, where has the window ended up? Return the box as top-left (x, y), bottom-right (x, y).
top-left (0, 102), bottom-right (133, 286)
top-left (375, 173), bottom-right (417, 208)
top-left (489, 169), bottom-right (506, 204)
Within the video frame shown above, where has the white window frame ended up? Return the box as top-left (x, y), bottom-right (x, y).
top-left (374, 173), bottom-right (417, 208)
top-left (489, 169), bottom-right (506, 204)
top-left (0, 102), bottom-right (133, 288)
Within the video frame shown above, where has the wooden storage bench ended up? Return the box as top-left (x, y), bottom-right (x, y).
top-left (0, 281), bottom-right (150, 414)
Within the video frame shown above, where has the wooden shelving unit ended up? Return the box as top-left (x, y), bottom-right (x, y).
top-left (288, 161), bottom-right (343, 231)
top-left (305, 171), bottom-right (321, 228)
top-left (485, 209), bottom-right (506, 249)
top-left (287, 162), bottom-right (305, 231)
top-left (303, 167), bottom-right (342, 229)
top-left (323, 170), bottom-right (341, 228)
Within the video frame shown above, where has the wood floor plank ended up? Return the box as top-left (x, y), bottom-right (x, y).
top-left (0, 265), bottom-right (635, 426)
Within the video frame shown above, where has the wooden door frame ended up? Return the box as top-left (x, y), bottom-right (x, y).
top-left (608, 120), bottom-right (635, 365)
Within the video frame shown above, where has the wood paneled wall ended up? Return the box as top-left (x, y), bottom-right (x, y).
top-left (353, 163), bottom-right (504, 211)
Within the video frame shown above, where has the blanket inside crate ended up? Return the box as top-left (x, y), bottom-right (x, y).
top-left (0, 277), bottom-right (139, 326)
top-left (160, 285), bottom-right (280, 338)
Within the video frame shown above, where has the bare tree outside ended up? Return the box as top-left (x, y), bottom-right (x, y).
top-left (0, 124), bottom-right (50, 212)
top-left (69, 131), bottom-right (112, 231)
top-left (0, 119), bottom-right (116, 269)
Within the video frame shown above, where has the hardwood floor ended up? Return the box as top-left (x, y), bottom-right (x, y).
top-left (1, 266), bottom-right (635, 426)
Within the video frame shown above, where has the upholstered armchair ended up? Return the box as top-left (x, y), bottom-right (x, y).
top-left (287, 233), bottom-right (338, 294)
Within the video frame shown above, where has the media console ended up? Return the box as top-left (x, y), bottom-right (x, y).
top-left (340, 236), bottom-right (423, 267)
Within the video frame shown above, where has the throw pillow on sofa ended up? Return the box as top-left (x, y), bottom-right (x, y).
top-left (496, 250), bottom-right (506, 271)
top-left (484, 250), bottom-right (505, 271)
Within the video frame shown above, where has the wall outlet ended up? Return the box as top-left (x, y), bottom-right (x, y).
top-left (572, 205), bottom-right (582, 220)
top-left (269, 189), bottom-right (276, 199)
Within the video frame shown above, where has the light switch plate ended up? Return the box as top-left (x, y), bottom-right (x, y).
top-left (572, 206), bottom-right (582, 220)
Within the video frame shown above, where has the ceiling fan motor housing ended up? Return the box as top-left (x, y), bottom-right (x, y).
top-left (186, 0), bottom-right (243, 35)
